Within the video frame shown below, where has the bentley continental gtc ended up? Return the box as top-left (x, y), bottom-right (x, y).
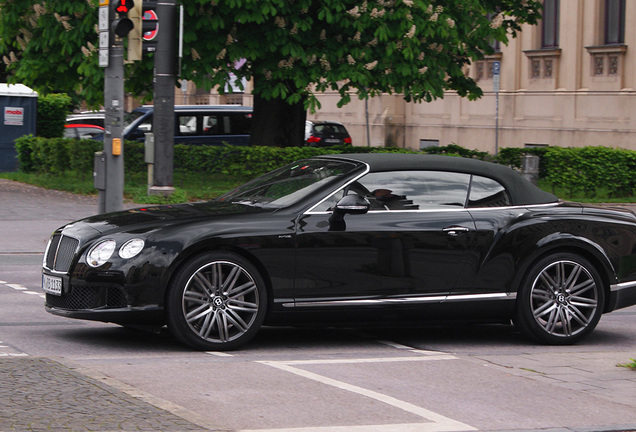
top-left (42, 153), bottom-right (636, 350)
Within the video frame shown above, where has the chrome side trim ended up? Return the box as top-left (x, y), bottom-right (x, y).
top-left (283, 292), bottom-right (515, 308)
top-left (610, 280), bottom-right (636, 292)
top-left (443, 292), bottom-right (516, 302)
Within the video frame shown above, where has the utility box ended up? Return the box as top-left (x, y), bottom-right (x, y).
top-left (94, 151), bottom-right (106, 190)
top-left (521, 155), bottom-right (540, 185)
top-left (0, 84), bottom-right (38, 172)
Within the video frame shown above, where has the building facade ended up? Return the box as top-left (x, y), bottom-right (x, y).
top-left (307, 0), bottom-right (636, 153)
top-left (177, 1), bottom-right (634, 154)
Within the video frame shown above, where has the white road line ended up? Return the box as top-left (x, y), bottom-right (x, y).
top-left (206, 351), bottom-right (234, 357)
top-left (273, 355), bottom-right (456, 366)
top-left (257, 357), bottom-right (475, 432)
top-left (377, 340), bottom-right (446, 356)
top-left (7, 284), bottom-right (27, 290)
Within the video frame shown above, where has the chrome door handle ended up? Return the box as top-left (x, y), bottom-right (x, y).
top-left (442, 226), bottom-right (470, 236)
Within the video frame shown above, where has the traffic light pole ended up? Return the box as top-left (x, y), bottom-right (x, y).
top-left (149, 0), bottom-right (177, 196)
top-left (99, 1), bottom-right (126, 213)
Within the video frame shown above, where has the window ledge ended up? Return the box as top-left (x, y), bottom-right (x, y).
top-left (523, 48), bottom-right (562, 58)
top-left (585, 45), bottom-right (627, 55)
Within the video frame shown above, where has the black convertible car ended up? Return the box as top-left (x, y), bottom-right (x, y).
top-left (42, 153), bottom-right (636, 350)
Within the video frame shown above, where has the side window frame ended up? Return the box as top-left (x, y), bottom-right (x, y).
top-left (466, 175), bottom-right (511, 208)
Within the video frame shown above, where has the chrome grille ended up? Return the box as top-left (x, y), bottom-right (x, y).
top-left (45, 234), bottom-right (79, 273)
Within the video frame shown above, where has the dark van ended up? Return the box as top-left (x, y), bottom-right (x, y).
top-left (124, 105), bottom-right (252, 146)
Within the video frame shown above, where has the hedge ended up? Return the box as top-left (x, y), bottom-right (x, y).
top-left (37, 94), bottom-right (72, 139)
top-left (13, 136), bottom-right (636, 198)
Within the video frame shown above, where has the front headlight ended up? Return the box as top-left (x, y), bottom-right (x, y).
top-left (87, 240), bottom-right (116, 267)
top-left (119, 238), bottom-right (145, 259)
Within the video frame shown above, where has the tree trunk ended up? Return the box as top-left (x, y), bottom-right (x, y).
top-left (251, 90), bottom-right (306, 147)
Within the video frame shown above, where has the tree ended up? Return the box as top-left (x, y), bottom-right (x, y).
top-left (1, 0), bottom-right (541, 146)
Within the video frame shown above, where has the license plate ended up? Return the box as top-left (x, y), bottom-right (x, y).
top-left (325, 139), bottom-right (340, 143)
top-left (42, 274), bottom-right (62, 296)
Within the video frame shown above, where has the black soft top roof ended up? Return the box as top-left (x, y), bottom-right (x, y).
top-left (319, 153), bottom-right (558, 206)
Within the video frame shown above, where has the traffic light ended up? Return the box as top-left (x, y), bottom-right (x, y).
top-left (112, 0), bottom-right (135, 38)
top-left (127, 0), bottom-right (143, 61)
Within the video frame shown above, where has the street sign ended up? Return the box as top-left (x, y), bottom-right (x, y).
top-left (143, 9), bottom-right (159, 41)
top-left (98, 5), bottom-right (109, 67)
top-left (492, 61), bottom-right (500, 93)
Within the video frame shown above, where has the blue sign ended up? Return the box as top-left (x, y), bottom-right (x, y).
top-left (492, 61), bottom-right (501, 76)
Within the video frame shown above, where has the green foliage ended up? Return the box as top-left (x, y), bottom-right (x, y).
top-left (543, 147), bottom-right (636, 198)
top-left (423, 144), bottom-right (491, 160)
top-left (13, 138), bottom-right (636, 201)
top-left (496, 146), bottom-right (549, 178)
top-left (0, 1), bottom-right (102, 107)
top-left (0, 0), bottom-right (542, 109)
top-left (15, 135), bottom-right (100, 175)
top-left (37, 93), bottom-right (72, 138)
top-left (617, 358), bottom-right (636, 370)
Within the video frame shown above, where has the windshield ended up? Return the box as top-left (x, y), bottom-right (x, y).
top-left (218, 159), bottom-right (359, 208)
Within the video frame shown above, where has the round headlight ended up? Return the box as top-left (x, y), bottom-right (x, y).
top-left (119, 238), bottom-right (145, 259)
top-left (87, 240), bottom-right (116, 267)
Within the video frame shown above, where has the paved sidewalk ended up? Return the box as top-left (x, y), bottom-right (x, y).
top-left (0, 357), bottom-right (207, 432)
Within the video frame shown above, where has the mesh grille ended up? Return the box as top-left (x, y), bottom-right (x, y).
top-left (46, 285), bottom-right (127, 310)
top-left (45, 234), bottom-right (79, 272)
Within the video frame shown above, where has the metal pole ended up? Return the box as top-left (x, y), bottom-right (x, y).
top-left (495, 90), bottom-right (499, 155)
top-left (365, 97), bottom-right (370, 147)
top-left (100, 2), bottom-right (125, 213)
top-left (149, 0), bottom-right (177, 196)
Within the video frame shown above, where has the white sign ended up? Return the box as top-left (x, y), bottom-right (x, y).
top-left (99, 6), bottom-right (109, 31)
top-left (4, 106), bottom-right (24, 126)
top-left (99, 49), bottom-right (109, 67)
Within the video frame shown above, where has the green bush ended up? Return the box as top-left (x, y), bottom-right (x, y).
top-left (37, 94), bottom-right (72, 138)
top-left (544, 146), bottom-right (635, 198)
top-left (12, 138), bottom-right (636, 200)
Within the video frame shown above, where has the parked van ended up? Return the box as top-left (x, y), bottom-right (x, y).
top-left (124, 105), bottom-right (252, 146)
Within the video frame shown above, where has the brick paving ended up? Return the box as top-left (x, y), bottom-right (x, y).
top-left (0, 357), bottom-right (207, 432)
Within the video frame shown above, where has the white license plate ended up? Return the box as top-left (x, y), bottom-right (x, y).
top-left (42, 274), bottom-right (62, 296)
top-left (325, 139), bottom-right (340, 143)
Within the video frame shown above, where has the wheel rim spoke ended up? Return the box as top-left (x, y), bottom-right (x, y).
top-left (182, 260), bottom-right (260, 345)
top-left (530, 260), bottom-right (598, 338)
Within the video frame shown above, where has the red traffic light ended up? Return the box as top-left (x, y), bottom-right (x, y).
top-left (116, 0), bottom-right (135, 14)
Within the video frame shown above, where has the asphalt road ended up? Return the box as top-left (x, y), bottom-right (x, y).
top-left (1, 178), bottom-right (636, 432)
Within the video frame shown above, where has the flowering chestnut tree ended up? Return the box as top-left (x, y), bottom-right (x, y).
top-left (0, 0), bottom-right (541, 146)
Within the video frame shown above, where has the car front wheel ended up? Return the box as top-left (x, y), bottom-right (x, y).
top-left (514, 253), bottom-right (605, 344)
top-left (166, 252), bottom-right (267, 350)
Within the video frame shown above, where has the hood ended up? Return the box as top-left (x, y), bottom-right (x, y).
top-left (60, 200), bottom-right (265, 238)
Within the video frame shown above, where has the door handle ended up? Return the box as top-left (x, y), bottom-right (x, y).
top-left (442, 226), bottom-right (470, 236)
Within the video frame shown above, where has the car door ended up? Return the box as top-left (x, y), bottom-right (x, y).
top-left (293, 170), bottom-right (477, 307)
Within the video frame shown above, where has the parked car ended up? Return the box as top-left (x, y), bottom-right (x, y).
top-left (305, 120), bottom-right (352, 146)
top-left (124, 105), bottom-right (252, 146)
top-left (63, 124), bottom-right (104, 140)
top-left (42, 153), bottom-right (636, 350)
top-left (66, 111), bottom-right (105, 128)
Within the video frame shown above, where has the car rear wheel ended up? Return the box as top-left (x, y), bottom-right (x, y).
top-left (514, 253), bottom-right (604, 344)
top-left (166, 252), bottom-right (267, 350)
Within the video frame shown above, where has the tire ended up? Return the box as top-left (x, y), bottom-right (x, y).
top-left (514, 253), bottom-right (605, 345)
top-left (166, 251), bottom-right (267, 350)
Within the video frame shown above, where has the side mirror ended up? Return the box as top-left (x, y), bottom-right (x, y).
top-left (334, 194), bottom-right (370, 215)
